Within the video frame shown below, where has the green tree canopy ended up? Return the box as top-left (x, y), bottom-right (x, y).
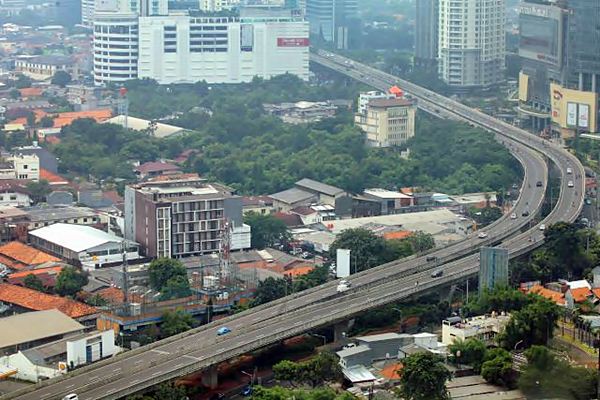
top-left (329, 228), bottom-right (389, 272)
top-left (26, 179), bottom-right (51, 204)
top-left (251, 386), bottom-right (354, 400)
top-left (23, 273), bottom-right (44, 292)
top-left (499, 297), bottom-right (561, 349)
top-left (398, 352), bottom-right (452, 400)
top-left (244, 212), bottom-right (290, 249)
top-left (481, 348), bottom-right (515, 388)
top-left (159, 275), bottom-right (192, 301)
top-left (160, 308), bottom-right (195, 338)
top-left (273, 352), bottom-right (342, 388)
top-left (148, 258), bottom-right (188, 292)
top-left (448, 338), bottom-right (487, 373)
top-left (55, 266), bottom-right (89, 297)
top-left (51, 71), bottom-right (72, 88)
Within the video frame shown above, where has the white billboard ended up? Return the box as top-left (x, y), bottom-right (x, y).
top-left (240, 24), bottom-right (253, 52)
top-left (336, 249), bottom-right (350, 278)
top-left (579, 104), bottom-right (590, 128)
top-left (567, 102), bottom-right (577, 127)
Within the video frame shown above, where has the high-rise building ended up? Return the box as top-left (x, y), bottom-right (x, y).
top-left (124, 175), bottom-right (250, 258)
top-left (305, 0), bottom-right (357, 49)
top-left (81, 0), bottom-right (95, 27)
top-left (517, 0), bottom-right (567, 133)
top-left (414, 0), bottom-right (438, 69)
top-left (438, 0), bottom-right (506, 91)
top-left (478, 246), bottom-right (508, 293)
top-left (354, 98), bottom-right (417, 148)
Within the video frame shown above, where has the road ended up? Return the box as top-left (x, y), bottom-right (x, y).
top-left (1, 53), bottom-right (585, 400)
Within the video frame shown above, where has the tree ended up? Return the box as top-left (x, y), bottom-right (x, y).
top-left (519, 346), bottom-right (596, 400)
top-left (272, 360), bottom-right (300, 386)
top-left (273, 352), bottom-right (342, 388)
top-left (159, 275), bottom-right (192, 301)
top-left (481, 348), bottom-right (515, 388)
top-left (39, 116), bottom-right (54, 128)
top-left (398, 353), bottom-right (452, 400)
top-left (471, 206), bottom-right (503, 227)
top-left (329, 228), bottom-right (388, 272)
top-left (448, 338), bottom-right (487, 373)
top-left (127, 382), bottom-right (188, 400)
top-left (244, 212), bottom-right (290, 249)
top-left (406, 231), bottom-right (436, 253)
top-left (14, 74), bottom-right (32, 89)
top-left (251, 386), bottom-right (354, 400)
top-left (161, 308), bottom-right (195, 338)
top-left (26, 179), bottom-right (51, 204)
top-left (148, 258), bottom-right (187, 292)
top-left (251, 277), bottom-right (289, 306)
top-left (51, 70), bottom-right (72, 88)
top-left (23, 273), bottom-right (44, 292)
top-left (498, 297), bottom-right (561, 349)
top-left (55, 266), bottom-right (89, 297)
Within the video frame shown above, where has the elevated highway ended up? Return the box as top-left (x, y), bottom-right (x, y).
top-left (2, 53), bottom-right (585, 400)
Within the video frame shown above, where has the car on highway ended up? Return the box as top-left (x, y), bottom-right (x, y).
top-left (522, 210), bottom-right (530, 217)
top-left (510, 213), bottom-right (517, 219)
top-left (586, 198), bottom-right (592, 205)
top-left (426, 256), bottom-right (437, 262)
top-left (477, 232), bottom-right (488, 239)
top-left (567, 167), bottom-right (573, 175)
top-left (62, 395), bottom-right (79, 400)
top-left (568, 180), bottom-right (574, 187)
top-left (217, 327), bottom-right (231, 336)
top-left (337, 280), bottom-right (351, 293)
top-left (344, 343), bottom-right (357, 349)
top-left (539, 224), bottom-right (546, 231)
top-left (536, 181), bottom-right (543, 187)
top-left (430, 269), bottom-right (444, 278)
top-left (241, 386), bottom-right (253, 396)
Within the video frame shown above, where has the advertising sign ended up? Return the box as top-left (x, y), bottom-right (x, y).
top-left (277, 38), bottom-right (309, 47)
top-left (567, 102), bottom-right (577, 127)
top-left (336, 249), bottom-right (350, 278)
top-left (579, 104), bottom-right (590, 128)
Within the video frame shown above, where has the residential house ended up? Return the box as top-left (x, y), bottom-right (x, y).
top-left (22, 205), bottom-right (100, 231)
top-left (270, 188), bottom-right (318, 212)
top-left (441, 313), bottom-right (511, 345)
top-left (528, 285), bottom-right (566, 306)
top-left (14, 55), bottom-right (74, 81)
top-left (0, 180), bottom-right (32, 207)
top-left (363, 188), bottom-right (414, 214)
top-left (7, 264), bottom-right (66, 289)
top-left (289, 204), bottom-right (336, 225)
top-left (134, 161), bottom-right (181, 180)
top-left (242, 196), bottom-right (274, 215)
top-left (0, 241), bottom-right (59, 271)
top-left (293, 178), bottom-right (347, 206)
top-left (0, 283), bottom-right (97, 325)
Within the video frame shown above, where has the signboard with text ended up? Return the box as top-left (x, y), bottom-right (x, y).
top-left (277, 38), bottom-right (309, 47)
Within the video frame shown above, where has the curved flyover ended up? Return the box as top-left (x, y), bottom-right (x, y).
top-left (2, 54), bottom-right (585, 400)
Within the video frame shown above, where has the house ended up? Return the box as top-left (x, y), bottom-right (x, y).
top-left (6, 264), bottom-right (65, 288)
top-left (363, 188), bottom-right (414, 214)
top-left (0, 179), bottom-right (32, 207)
top-left (0, 241), bottom-right (60, 271)
top-left (22, 205), bottom-right (100, 231)
top-left (134, 161), bottom-right (181, 180)
top-left (528, 285), bottom-right (566, 306)
top-left (0, 309), bottom-right (85, 357)
top-left (289, 204), bottom-right (336, 225)
top-left (28, 223), bottom-right (140, 270)
top-left (0, 283), bottom-right (97, 324)
top-left (272, 212), bottom-right (304, 228)
top-left (242, 196), bottom-right (274, 215)
top-left (293, 178), bottom-right (347, 206)
top-left (0, 328), bottom-right (116, 382)
top-left (14, 55), bottom-right (73, 81)
top-left (441, 313), bottom-right (511, 345)
top-left (270, 188), bottom-right (318, 212)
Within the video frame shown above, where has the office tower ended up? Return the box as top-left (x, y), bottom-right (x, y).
top-left (438, 0), bottom-right (506, 91)
top-left (306, 0), bottom-right (357, 49)
top-left (479, 247), bottom-right (509, 293)
top-left (81, 0), bottom-right (95, 27)
top-left (414, 0), bottom-right (438, 69)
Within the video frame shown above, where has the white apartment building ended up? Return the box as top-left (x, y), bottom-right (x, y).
top-left (0, 154), bottom-right (39, 181)
top-left (355, 98), bottom-right (416, 148)
top-left (198, 0), bottom-right (240, 12)
top-left (438, 0), bottom-right (506, 90)
top-left (357, 91), bottom-right (395, 114)
top-left (81, 0), bottom-right (95, 27)
top-left (441, 313), bottom-right (511, 345)
top-left (136, 12), bottom-right (309, 84)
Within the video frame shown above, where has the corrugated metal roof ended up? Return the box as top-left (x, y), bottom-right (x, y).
top-left (29, 223), bottom-right (135, 252)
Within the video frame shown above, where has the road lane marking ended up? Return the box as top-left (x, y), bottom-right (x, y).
top-left (217, 348), bottom-right (225, 353)
top-left (183, 355), bottom-right (201, 361)
top-left (151, 349), bottom-right (170, 355)
top-left (135, 359), bottom-right (144, 364)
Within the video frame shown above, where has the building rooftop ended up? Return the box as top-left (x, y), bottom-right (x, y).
top-left (269, 187), bottom-right (315, 205)
top-left (0, 309), bottom-right (84, 349)
top-left (134, 161), bottom-right (180, 175)
top-left (337, 344), bottom-right (371, 358)
top-left (105, 115), bottom-right (185, 138)
top-left (23, 205), bottom-right (96, 222)
top-left (367, 98), bottom-right (413, 108)
top-left (17, 54), bottom-right (72, 66)
top-left (295, 178), bottom-right (345, 197)
top-left (364, 188), bottom-right (413, 200)
top-left (342, 365), bottom-right (377, 383)
top-left (29, 223), bottom-right (136, 253)
top-left (242, 196), bottom-right (273, 207)
top-left (0, 283), bottom-right (97, 318)
top-left (0, 241), bottom-right (60, 270)
top-left (356, 332), bottom-right (409, 342)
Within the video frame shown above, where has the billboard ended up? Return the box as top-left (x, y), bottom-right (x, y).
top-left (277, 38), bottom-right (309, 47)
top-left (240, 24), bottom-right (253, 52)
top-left (550, 83), bottom-right (598, 133)
top-left (518, 3), bottom-right (563, 66)
top-left (336, 249), bottom-right (350, 278)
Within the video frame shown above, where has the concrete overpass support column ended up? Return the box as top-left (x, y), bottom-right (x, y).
top-left (201, 365), bottom-right (219, 389)
top-left (334, 319), bottom-right (354, 343)
top-left (439, 285), bottom-right (454, 302)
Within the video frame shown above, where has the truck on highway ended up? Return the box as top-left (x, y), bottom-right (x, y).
top-left (337, 280), bottom-right (351, 293)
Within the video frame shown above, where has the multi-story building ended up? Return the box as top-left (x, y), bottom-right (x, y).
top-left (136, 9), bottom-right (309, 84)
top-left (305, 0), bottom-right (357, 49)
top-left (414, 0), bottom-right (438, 69)
top-left (441, 313), bottom-right (511, 345)
top-left (355, 98), bottom-right (417, 148)
top-left (15, 56), bottom-right (74, 81)
top-left (124, 175), bottom-right (250, 258)
top-left (0, 154), bottom-right (39, 181)
top-left (438, 0), bottom-right (506, 91)
top-left (81, 0), bottom-right (95, 27)
top-left (357, 91), bottom-right (395, 114)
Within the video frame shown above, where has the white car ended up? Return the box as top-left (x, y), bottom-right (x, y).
top-left (539, 224), bottom-right (546, 231)
top-left (568, 180), bottom-right (574, 188)
top-left (62, 395), bottom-right (79, 400)
top-left (567, 167), bottom-right (573, 175)
top-left (510, 213), bottom-right (517, 219)
top-left (477, 232), bottom-right (488, 239)
top-left (337, 280), bottom-right (351, 293)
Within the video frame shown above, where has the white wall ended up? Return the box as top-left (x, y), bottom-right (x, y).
top-left (231, 223), bottom-right (251, 250)
top-left (79, 241), bottom-right (140, 270)
top-left (0, 192), bottom-right (31, 207)
top-left (67, 330), bottom-right (116, 367)
top-left (0, 353), bottom-right (61, 383)
top-left (137, 15), bottom-right (309, 84)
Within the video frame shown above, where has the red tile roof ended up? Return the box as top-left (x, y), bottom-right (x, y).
top-left (0, 241), bottom-right (60, 271)
top-left (380, 363), bottom-right (403, 380)
top-left (383, 231), bottom-right (413, 240)
top-left (7, 266), bottom-right (64, 288)
top-left (0, 283), bottom-right (97, 318)
top-left (284, 265), bottom-right (314, 277)
top-left (569, 287), bottom-right (592, 303)
top-left (51, 109), bottom-right (112, 128)
top-left (95, 287), bottom-right (125, 304)
top-left (528, 285), bottom-right (566, 306)
top-left (19, 87), bottom-right (44, 98)
top-left (290, 206), bottom-right (316, 216)
top-left (40, 168), bottom-right (69, 185)
top-left (273, 212), bottom-right (303, 227)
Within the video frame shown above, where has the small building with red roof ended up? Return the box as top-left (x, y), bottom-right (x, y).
top-left (0, 241), bottom-right (60, 271)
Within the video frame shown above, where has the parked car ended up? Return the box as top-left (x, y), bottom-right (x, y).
top-left (241, 386), bottom-right (253, 396)
top-left (217, 327), bottom-right (231, 336)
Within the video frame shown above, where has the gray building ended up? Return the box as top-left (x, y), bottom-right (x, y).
top-left (414, 0), bottom-right (438, 69)
top-left (14, 145), bottom-right (58, 174)
top-left (479, 246), bottom-right (509, 293)
top-left (337, 333), bottom-right (414, 369)
top-left (306, 0), bottom-right (357, 49)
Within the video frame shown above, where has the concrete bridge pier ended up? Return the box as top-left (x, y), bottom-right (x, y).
top-left (333, 319), bottom-right (355, 343)
top-left (201, 365), bottom-right (219, 389)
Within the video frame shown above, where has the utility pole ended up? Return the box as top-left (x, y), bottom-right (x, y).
top-left (121, 241), bottom-right (129, 315)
